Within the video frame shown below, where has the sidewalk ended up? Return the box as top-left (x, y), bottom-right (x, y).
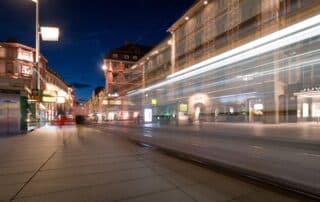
top-left (0, 126), bottom-right (301, 202)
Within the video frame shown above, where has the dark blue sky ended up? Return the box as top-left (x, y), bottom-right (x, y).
top-left (0, 0), bottom-right (194, 101)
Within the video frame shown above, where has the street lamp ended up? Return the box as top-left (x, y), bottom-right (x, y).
top-left (102, 64), bottom-right (107, 71)
top-left (30, 0), bottom-right (59, 125)
top-left (30, 0), bottom-right (60, 91)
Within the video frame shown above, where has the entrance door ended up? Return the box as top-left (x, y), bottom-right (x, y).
top-left (248, 99), bottom-right (264, 123)
top-left (0, 94), bottom-right (20, 135)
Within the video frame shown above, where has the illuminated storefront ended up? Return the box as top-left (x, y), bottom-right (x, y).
top-left (295, 88), bottom-right (320, 122)
top-left (42, 83), bottom-right (73, 121)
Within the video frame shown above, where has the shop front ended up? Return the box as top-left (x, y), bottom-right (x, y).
top-left (0, 92), bottom-right (22, 134)
top-left (295, 88), bottom-right (320, 122)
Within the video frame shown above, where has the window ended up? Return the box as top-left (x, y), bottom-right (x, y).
top-left (21, 65), bottom-right (32, 76)
top-left (6, 63), bottom-right (13, 74)
top-left (0, 47), bottom-right (5, 58)
top-left (195, 11), bottom-right (202, 29)
top-left (312, 103), bottom-right (320, 118)
top-left (112, 54), bottom-right (118, 58)
top-left (218, 0), bottom-right (226, 10)
top-left (17, 48), bottom-right (33, 62)
top-left (0, 61), bottom-right (5, 74)
top-left (124, 55), bottom-right (130, 60)
top-left (303, 103), bottom-right (309, 118)
top-left (133, 56), bottom-right (138, 60)
top-left (195, 30), bottom-right (203, 49)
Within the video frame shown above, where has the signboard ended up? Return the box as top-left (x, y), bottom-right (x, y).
top-left (179, 104), bottom-right (188, 112)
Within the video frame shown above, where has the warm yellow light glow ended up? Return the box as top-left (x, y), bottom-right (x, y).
top-left (204, 0), bottom-right (208, 5)
top-left (42, 96), bottom-right (56, 103)
top-left (151, 99), bottom-right (157, 105)
top-left (40, 27), bottom-right (60, 41)
top-left (31, 0), bottom-right (38, 3)
top-left (102, 65), bottom-right (107, 70)
top-left (57, 97), bottom-right (66, 104)
top-left (185, 16), bottom-right (189, 21)
top-left (179, 104), bottom-right (188, 112)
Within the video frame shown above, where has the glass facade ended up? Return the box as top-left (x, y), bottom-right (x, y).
top-left (127, 13), bottom-right (320, 124)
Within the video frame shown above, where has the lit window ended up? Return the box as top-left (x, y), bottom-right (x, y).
top-left (21, 65), bottom-right (32, 76)
top-left (17, 49), bottom-right (33, 62)
top-left (312, 103), bottom-right (320, 118)
top-left (124, 55), bottom-right (130, 60)
top-left (303, 103), bottom-right (309, 118)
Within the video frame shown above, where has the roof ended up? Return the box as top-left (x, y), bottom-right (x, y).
top-left (94, 87), bottom-right (105, 96)
top-left (0, 41), bottom-right (48, 63)
top-left (104, 43), bottom-right (152, 62)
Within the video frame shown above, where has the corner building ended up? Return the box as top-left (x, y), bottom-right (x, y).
top-left (127, 0), bottom-right (320, 124)
top-left (0, 42), bottom-right (73, 133)
top-left (102, 43), bottom-right (151, 120)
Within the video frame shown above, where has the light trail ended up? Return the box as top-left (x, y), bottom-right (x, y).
top-left (128, 14), bottom-right (320, 97)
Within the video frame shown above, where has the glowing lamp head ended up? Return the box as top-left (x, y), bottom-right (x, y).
top-left (40, 27), bottom-right (60, 41)
top-left (102, 65), bottom-right (107, 71)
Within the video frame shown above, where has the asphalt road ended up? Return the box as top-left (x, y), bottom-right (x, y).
top-left (92, 122), bottom-right (320, 197)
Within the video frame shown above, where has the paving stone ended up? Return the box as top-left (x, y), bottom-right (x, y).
top-left (0, 172), bottom-right (33, 185)
top-left (0, 184), bottom-right (22, 201)
top-left (15, 176), bottom-right (174, 202)
top-left (1, 126), bottom-right (304, 202)
top-left (19, 167), bottom-right (157, 197)
top-left (119, 189), bottom-right (195, 202)
top-left (42, 155), bottom-right (139, 170)
top-left (0, 164), bottom-right (39, 176)
top-left (34, 161), bottom-right (145, 181)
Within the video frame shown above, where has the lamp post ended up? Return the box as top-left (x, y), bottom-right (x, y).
top-left (31, 0), bottom-right (60, 91)
top-left (30, 0), bottom-right (60, 125)
top-left (33, 0), bottom-right (41, 90)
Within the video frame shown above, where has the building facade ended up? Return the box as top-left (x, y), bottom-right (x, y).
top-left (0, 42), bottom-right (73, 133)
top-left (43, 67), bottom-right (74, 121)
top-left (85, 87), bottom-right (105, 122)
top-left (125, 0), bottom-right (320, 124)
top-left (102, 43), bottom-right (151, 120)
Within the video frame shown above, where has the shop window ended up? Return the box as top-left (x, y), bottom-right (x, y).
top-left (303, 103), bottom-right (309, 118)
top-left (312, 103), bottom-right (320, 118)
top-left (21, 65), bottom-right (32, 76)
top-left (6, 63), bottom-right (13, 74)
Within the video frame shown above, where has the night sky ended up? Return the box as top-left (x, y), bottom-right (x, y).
top-left (0, 0), bottom-right (194, 101)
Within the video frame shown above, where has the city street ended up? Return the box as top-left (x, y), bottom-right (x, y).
top-left (91, 122), bottom-right (320, 198)
top-left (0, 125), bottom-right (302, 202)
top-left (1, 1), bottom-right (320, 201)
